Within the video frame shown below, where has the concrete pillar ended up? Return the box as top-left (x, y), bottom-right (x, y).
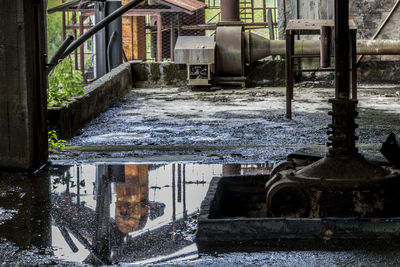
top-left (0, 0), bottom-right (48, 171)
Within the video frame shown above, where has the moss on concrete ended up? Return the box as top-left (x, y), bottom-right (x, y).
top-left (150, 63), bottom-right (161, 82)
top-left (163, 63), bottom-right (187, 85)
top-left (131, 62), bottom-right (149, 81)
top-left (246, 60), bottom-right (285, 87)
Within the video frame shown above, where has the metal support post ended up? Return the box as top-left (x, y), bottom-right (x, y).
top-left (79, 15), bottom-right (85, 75)
top-left (285, 30), bottom-right (294, 119)
top-left (328, 0), bottom-right (358, 157)
top-left (157, 14), bottom-right (162, 62)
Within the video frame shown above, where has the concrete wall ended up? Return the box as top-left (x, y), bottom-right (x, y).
top-left (131, 60), bottom-right (400, 87)
top-left (48, 63), bottom-right (132, 139)
top-left (131, 61), bottom-right (285, 88)
top-left (131, 62), bottom-right (187, 88)
top-left (0, 1), bottom-right (48, 171)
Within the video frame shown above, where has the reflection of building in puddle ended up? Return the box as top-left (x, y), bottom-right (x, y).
top-left (115, 165), bottom-right (166, 234)
top-left (116, 165), bottom-right (149, 234)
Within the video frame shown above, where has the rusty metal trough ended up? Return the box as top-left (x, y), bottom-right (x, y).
top-left (196, 158), bottom-right (400, 251)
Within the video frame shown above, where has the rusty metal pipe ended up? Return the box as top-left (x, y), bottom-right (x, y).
top-left (220, 0), bottom-right (240, 22)
top-left (250, 39), bottom-right (400, 58)
top-left (320, 26), bottom-right (331, 68)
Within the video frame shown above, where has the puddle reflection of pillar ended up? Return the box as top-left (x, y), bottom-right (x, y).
top-left (172, 164), bottom-right (176, 241)
top-left (115, 165), bottom-right (149, 234)
top-left (177, 164), bottom-right (182, 203)
top-left (66, 170), bottom-right (70, 195)
top-left (183, 164), bottom-right (187, 220)
top-left (91, 165), bottom-right (112, 264)
top-left (77, 165), bottom-right (81, 206)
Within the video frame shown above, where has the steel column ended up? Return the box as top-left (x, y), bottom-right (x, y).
top-left (94, 2), bottom-right (107, 78)
top-left (328, 0), bottom-right (358, 156)
top-left (170, 16), bottom-right (175, 61)
top-left (62, 0), bottom-right (66, 40)
top-left (285, 30), bottom-right (294, 119)
top-left (157, 14), bottom-right (162, 62)
top-left (350, 28), bottom-right (357, 100)
top-left (334, 0), bottom-right (350, 99)
top-left (73, 12), bottom-right (78, 70)
top-left (79, 15), bottom-right (85, 75)
top-left (105, 0), bottom-right (122, 71)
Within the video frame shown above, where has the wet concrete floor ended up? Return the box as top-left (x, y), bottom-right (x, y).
top-left (2, 85), bottom-right (400, 266)
top-left (54, 85), bottom-right (400, 163)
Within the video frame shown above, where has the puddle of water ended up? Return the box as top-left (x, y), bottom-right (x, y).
top-left (84, 132), bottom-right (151, 143)
top-left (0, 162), bottom-right (273, 265)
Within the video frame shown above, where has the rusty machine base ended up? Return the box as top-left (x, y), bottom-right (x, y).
top-left (196, 153), bottom-right (400, 251)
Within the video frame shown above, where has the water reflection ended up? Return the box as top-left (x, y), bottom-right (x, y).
top-left (116, 165), bottom-right (149, 234)
top-left (0, 172), bottom-right (51, 249)
top-left (0, 163), bottom-right (273, 265)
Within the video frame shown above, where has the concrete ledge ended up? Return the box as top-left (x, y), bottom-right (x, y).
top-left (130, 59), bottom-right (400, 89)
top-left (246, 60), bottom-right (285, 87)
top-left (131, 61), bottom-right (187, 88)
top-left (48, 62), bottom-right (132, 139)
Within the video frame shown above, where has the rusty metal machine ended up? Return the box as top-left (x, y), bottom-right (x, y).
top-left (174, 36), bottom-right (215, 86)
top-left (175, 29), bottom-right (400, 87)
top-left (174, 0), bottom-right (400, 87)
top-left (265, 0), bottom-right (400, 218)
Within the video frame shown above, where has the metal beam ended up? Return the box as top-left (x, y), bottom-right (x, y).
top-left (334, 0), bottom-right (350, 99)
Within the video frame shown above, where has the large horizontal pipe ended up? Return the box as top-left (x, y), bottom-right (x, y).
top-left (245, 36), bottom-right (400, 64)
top-left (269, 39), bottom-right (400, 56)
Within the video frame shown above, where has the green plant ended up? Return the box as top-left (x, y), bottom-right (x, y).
top-left (52, 171), bottom-right (86, 190)
top-left (48, 130), bottom-right (67, 152)
top-left (46, 0), bottom-right (63, 59)
top-left (48, 57), bottom-right (84, 107)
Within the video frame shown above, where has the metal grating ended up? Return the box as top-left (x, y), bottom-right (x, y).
top-left (150, 7), bottom-right (205, 59)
